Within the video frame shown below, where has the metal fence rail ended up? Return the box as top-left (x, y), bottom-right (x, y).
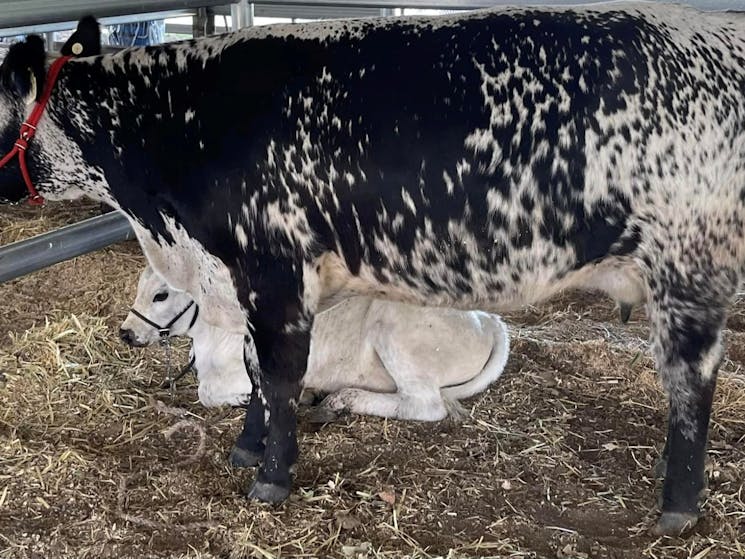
top-left (0, 212), bottom-right (134, 284)
top-left (252, 0), bottom-right (745, 9)
top-left (0, 1), bottom-right (236, 30)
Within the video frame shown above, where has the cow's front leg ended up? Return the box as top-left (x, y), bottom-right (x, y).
top-left (229, 337), bottom-right (268, 467)
top-left (246, 322), bottom-right (311, 502)
top-left (229, 391), bottom-right (267, 468)
top-left (648, 266), bottom-right (735, 536)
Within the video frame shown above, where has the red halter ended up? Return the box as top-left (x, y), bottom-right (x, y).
top-left (0, 55), bottom-right (72, 206)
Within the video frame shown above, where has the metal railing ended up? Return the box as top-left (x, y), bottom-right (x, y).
top-left (253, 0), bottom-right (745, 8)
top-left (0, 212), bottom-right (135, 283)
top-left (0, 1), bottom-right (236, 37)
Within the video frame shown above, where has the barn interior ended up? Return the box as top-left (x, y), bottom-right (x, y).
top-left (1, 2), bottom-right (745, 558)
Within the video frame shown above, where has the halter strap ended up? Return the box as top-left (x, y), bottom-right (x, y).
top-left (0, 55), bottom-right (73, 205)
top-left (130, 300), bottom-right (198, 338)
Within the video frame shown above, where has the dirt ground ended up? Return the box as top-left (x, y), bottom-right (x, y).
top-left (1, 201), bottom-right (744, 559)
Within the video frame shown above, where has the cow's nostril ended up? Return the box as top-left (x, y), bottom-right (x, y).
top-left (119, 328), bottom-right (134, 345)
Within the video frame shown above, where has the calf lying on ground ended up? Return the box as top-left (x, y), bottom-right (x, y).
top-left (120, 266), bottom-right (510, 463)
top-left (0, 4), bottom-right (740, 534)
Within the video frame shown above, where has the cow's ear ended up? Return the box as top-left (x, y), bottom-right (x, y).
top-left (0, 34), bottom-right (46, 104)
top-left (61, 15), bottom-right (101, 57)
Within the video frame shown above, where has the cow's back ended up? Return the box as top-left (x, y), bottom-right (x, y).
top-left (62, 4), bottom-right (745, 313)
top-left (234, 5), bottom-right (745, 309)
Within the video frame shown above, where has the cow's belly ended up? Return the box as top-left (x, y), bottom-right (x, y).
top-left (315, 249), bottom-right (644, 314)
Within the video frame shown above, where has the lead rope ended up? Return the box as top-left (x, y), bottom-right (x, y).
top-left (159, 353), bottom-right (197, 390)
top-left (160, 335), bottom-right (175, 399)
top-left (117, 399), bottom-right (217, 531)
top-left (163, 303), bottom-right (199, 395)
top-left (128, 301), bottom-right (199, 394)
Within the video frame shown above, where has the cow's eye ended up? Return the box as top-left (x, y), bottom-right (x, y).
top-left (153, 292), bottom-right (169, 302)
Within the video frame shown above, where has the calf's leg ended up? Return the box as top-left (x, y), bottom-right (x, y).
top-left (318, 386), bottom-right (447, 421)
top-left (311, 328), bottom-right (448, 421)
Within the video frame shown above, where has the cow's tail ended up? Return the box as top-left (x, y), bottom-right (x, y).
top-left (440, 313), bottom-right (510, 410)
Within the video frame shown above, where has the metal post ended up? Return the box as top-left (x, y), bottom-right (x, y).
top-left (44, 31), bottom-right (55, 51)
top-left (193, 6), bottom-right (215, 38)
top-left (230, 0), bottom-right (253, 31)
top-left (246, 3), bottom-right (254, 27)
top-left (0, 211), bottom-right (135, 284)
top-left (0, 1), bottom-right (239, 32)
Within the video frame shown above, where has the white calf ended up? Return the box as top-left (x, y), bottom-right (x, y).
top-left (120, 266), bottom-right (510, 421)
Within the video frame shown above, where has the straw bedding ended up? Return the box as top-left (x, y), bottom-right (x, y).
top-left (1, 201), bottom-right (744, 558)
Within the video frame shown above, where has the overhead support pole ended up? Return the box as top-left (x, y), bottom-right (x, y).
top-left (250, 0), bottom-right (745, 10)
top-left (0, 211), bottom-right (135, 284)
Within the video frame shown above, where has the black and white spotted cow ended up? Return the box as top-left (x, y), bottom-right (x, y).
top-left (0, 4), bottom-right (742, 535)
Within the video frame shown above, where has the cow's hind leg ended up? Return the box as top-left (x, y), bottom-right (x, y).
top-left (653, 414), bottom-right (673, 479)
top-left (648, 266), bottom-right (736, 535)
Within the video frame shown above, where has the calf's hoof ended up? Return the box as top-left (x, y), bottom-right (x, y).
top-left (229, 446), bottom-right (263, 468)
top-left (304, 404), bottom-right (344, 424)
top-left (247, 479), bottom-right (291, 503)
top-left (299, 388), bottom-right (328, 407)
top-left (652, 512), bottom-right (699, 536)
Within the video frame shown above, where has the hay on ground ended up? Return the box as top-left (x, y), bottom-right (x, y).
top-left (1, 207), bottom-right (744, 558)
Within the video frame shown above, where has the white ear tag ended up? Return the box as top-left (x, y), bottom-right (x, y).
top-left (72, 42), bottom-right (83, 55)
top-left (24, 72), bottom-right (37, 106)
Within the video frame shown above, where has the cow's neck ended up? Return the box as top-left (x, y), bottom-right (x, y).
top-left (42, 52), bottom-right (196, 205)
top-left (30, 53), bottom-right (251, 334)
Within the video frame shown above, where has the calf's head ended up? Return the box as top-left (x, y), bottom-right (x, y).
top-left (120, 266), bottom-right (197, 346)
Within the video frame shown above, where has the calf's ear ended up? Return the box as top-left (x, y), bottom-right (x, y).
top-left (0, 34), bottom-right (46, 104)
top-left (61, 15), bottom-right (102, 57)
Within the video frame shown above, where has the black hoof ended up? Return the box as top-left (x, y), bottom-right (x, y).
top-left (246, 479), bottom-right (291, 503)
top-left (652, 512), bottom-right (699, 536)
top-left (619, 303), bottom-right (632, 324)
top-left (229, 446), bottom-right (263, 468)
top-left (653, 457), bottom-right (667, 479)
